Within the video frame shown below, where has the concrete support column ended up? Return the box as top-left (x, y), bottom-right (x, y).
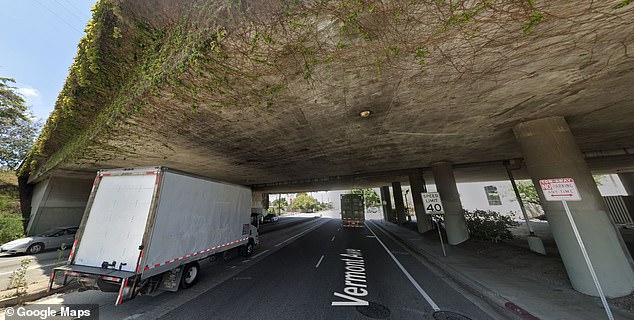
top-left (409, 170), bottom-right (433, 233)
top-left (380, 186), bottom-right (393, 222)
top-left (251, 191), bottom-right (265, 215)
top-left (514, 116), bottom-right (634, 297)
top-left (431, 161), bottom-right (469, 245)
top-left (392, 182), bottom-right (407, 224)
top-left (619, 173), bottom-right (634, 195)
top-left (263, 193), bottom-right (270, 211)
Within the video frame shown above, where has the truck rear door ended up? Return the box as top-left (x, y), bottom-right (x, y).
top-left (73, 174), bottom-right (156, 272)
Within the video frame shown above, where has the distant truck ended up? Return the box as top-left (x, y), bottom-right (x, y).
top-left (340, 194), bottom-right (365, 228)
top-left (48, 167), bottom-right (259, 305)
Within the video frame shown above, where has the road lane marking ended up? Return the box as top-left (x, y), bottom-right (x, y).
top-left (274, 220), bottom-right (326, 247)
top-left (331, 235), bottom-right (336, 242)
top-left (0, 261), bottom-right (66, 276)
top-left (366, 222), bottom-right (441, 311)
top-left (250, 249), bottom-right (269, 260)
top-left (315, 255), bottom-right (324, 268)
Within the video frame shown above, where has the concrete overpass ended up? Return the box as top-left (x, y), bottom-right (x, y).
top-left (17, 0), bottom-right (634, 298)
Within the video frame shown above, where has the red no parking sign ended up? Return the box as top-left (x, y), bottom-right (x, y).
top-left (539, 178), bottom-right (581, 201)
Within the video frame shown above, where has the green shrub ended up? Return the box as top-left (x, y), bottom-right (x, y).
top-left (464, 209), bottom-right (519, 242)
top-left (0, 214), bottom-right (24, 244)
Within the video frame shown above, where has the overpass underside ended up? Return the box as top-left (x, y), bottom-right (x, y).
top-left (18, 0), bottom-right (634, 299)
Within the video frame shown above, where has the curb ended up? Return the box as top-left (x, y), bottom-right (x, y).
top-left (0, 286), bottom-right (64, 309)
top-left (369, 220), bottom-right (529, 320)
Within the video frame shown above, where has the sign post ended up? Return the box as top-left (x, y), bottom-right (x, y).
top-left (539, 178), bottom-right (614, 320)
top-left (422, 192), bottom-right (446, 257)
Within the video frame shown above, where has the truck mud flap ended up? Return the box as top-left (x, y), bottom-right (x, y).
top-left (158, 266), bottom-right (183, 292)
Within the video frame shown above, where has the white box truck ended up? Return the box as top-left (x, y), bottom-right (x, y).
top-left (48, 167), bottom-right (259, 305)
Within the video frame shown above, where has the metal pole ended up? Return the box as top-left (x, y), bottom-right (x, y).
top-left (435, 216), bottom-right (447, 257)
top-left (504, 163), bottom-right (535, 235)
top-left (561, 200), bottom-right (614, 320)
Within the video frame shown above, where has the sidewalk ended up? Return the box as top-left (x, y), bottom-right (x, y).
top-left (370, 219), bottom-right (634, 320)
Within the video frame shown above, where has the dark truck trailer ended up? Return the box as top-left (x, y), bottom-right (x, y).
top-left (340, 194), bottom-right (365, 228)
top-left (48, 167), bottom-right (259, 305)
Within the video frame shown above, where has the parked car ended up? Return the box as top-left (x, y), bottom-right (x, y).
top-left (0, 226), bottom-right (78, 254)
top-left (263, 213), bottom-right (279, 223)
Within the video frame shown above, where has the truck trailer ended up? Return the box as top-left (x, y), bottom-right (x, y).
top-left (340, 194), bottom-right (365, 228)
top-left (48, 167), bottom-right (259, 305)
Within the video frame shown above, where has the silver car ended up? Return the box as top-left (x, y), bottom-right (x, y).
top-left (0, 226), bottom-right (78, 254)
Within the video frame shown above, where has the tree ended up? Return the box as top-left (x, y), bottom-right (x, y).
top-left (0, 78), bottom-right (39, 169)
top-left (271, 197), bottom-right (288, 208)
top-left (348, 188), bottom-right (381, 207)
top-left (516, 180), bottom-right (540, 205)
top-left (291, 193), bottom-right (318, 212)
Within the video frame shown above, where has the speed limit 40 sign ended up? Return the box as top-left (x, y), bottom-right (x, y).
top-left (422, 192), bottom-right (444, 214)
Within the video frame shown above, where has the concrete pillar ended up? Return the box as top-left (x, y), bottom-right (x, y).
top-left (409, 170), bottom-right (433, 233)
top-left (619, 173), bottom-right (634, 195)
top-left (514, 116), bottom-right (634, 297)
top-left (380, 186), bottom-right (394, 222)
top-left (392, 182), bottom-right (407, 224)
top-left (431, 161), bottom-right (469, 245)
top-left (251, 191), bottom-right (265, 215)
top-left (263, 193), bottom-right (270, 211)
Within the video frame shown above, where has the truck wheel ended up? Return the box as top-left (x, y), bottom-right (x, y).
top-left (222, 250), bottom-right (233, 262)
top-left (240, 241), bottom-right (254, 257)
top-left (27, 243), bottom-right (44, 254)
top-left (180, 262), bottom-right (200, 289)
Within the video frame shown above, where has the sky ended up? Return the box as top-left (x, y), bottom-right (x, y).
top-left (0, 1), bottom-right (97, 121)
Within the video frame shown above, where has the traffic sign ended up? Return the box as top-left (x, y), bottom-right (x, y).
top-left (422, 192), bottom-right (444, 214)
top-left (539, 178), bottom-right (581, 201)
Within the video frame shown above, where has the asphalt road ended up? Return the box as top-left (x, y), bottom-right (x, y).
top-left (0, 250), bottom-right (68, 289)
top-left (159, 218), bottom-right (495, 320)
top-left (259, 215), bottom-right (318, 234)
top-left (2, 214), bottom-right (499, 320)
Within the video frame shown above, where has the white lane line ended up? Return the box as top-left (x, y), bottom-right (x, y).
top-left (331, 235), bottom-right (336, 242)
top-left (315, 255), bottom-right (325, 269)
top-left (250, 249), bottom-right (270, 260)
top-left (274, 220), bottom-right (326, 247)
top-left (0, 261), bottom-right (66, 276)
top-left (366, 222), bottom-right (441, 312)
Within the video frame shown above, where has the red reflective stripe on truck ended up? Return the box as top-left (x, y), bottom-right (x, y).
top-left (146, 171), bottom-right (156, 175)
top-left (144, 237), bottom-right (249, 270)
top-left (68, 240), bottom-right (78, 263)
top-left (116, 278), bottom-right (129, 306)
top-left (47, 272), bottom-right (55, 292)
top-left (135, 249), bottom-right (144, 273)
top-left (102, 276), bottom-right (121, 282)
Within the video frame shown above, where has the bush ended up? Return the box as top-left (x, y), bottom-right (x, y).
top-left (464, 209), bottom-right (519, 242)
top-left (0, 214), bottom-right (24, 244)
